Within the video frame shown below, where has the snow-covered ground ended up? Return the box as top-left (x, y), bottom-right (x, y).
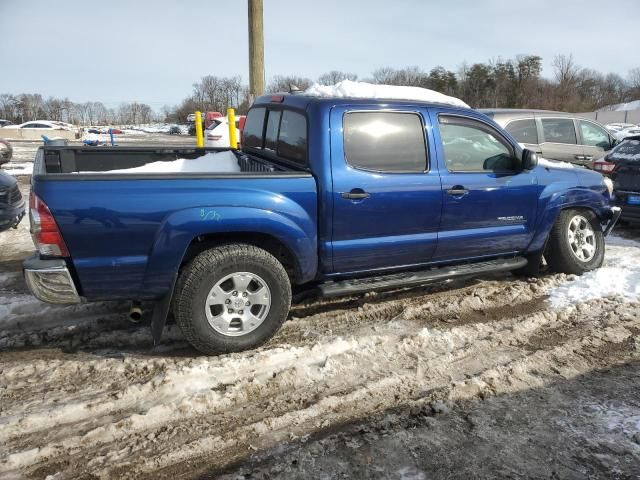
top-left (0, 157), bottom-right (638, 478)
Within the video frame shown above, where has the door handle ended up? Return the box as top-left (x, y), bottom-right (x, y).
top-left (583, 155), bottom-right (593, 161)
top-left (341, 189), bottom-right (370, 200)
top-left (446, 186), bottom-right (469, 196)
top-left (574, 155), bottom-right (585, 160)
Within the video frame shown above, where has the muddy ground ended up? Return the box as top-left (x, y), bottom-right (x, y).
top-left (0, 140), bottom-right (638, 479)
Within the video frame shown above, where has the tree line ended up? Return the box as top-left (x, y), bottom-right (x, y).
top-left (0, 94), bottom-right (157, 126)
top-left (3, 54), bottom-right (639, 126)
top-left (166, 54), bottom-right (640, 122)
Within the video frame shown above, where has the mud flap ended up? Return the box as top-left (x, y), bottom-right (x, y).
top-left (151, 273), bottom-right (178, 346)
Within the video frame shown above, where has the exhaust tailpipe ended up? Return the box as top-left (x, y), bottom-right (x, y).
top-left (129, 302), bottom-right (143, 323)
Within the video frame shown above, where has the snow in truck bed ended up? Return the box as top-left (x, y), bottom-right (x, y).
top-left (304, 80), bottom-right (470, 108)
top-left (85, 151), bottom-right (241, 174)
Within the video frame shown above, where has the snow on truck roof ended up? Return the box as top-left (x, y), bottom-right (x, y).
top-left (298, 80), bottom-right (470, 109)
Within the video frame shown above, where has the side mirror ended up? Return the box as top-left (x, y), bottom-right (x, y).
top-left (522, 149), bottom-right (538, 170)
top-left (609, 136), bottom-right (618, 149)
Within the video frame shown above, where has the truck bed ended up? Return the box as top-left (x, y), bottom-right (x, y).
top-left (30, 146), bottom-right (318, 300)
top-left (36, 146), bottom-right (303, 178)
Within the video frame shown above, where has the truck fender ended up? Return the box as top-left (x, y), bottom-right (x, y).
top-left (527, 186), bottom-right (611, 253)
top-left (141, 205), bottom-right (318, 298)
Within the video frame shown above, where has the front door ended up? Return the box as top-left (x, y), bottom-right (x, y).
top-left (431, 111), bottom-right (539, 261)
top-left (330, 106), bottom-right (442, 274)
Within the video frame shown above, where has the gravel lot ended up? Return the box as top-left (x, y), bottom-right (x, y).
top-left (0, 139), bottom-right (638, 479)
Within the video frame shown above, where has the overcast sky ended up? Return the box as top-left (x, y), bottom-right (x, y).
top-left (1, 0), bottom-right (638, 108)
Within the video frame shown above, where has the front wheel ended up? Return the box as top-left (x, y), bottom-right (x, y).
top-left (173, 244), bottom-right (291, 354)
top-left (545, 209), bottom-right (604, 275)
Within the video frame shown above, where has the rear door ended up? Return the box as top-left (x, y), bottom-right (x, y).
top-left (330, 106), bottom-right (442, 273)
top-left (538, 117), bottom-right (584, 165)
top-left (432, 111), bottom-right (539, 261)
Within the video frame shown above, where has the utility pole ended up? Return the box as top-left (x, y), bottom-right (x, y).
top-left (248, 0), bottom-right (265, 100)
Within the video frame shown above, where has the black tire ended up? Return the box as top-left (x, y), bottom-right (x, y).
top-left (173, 244), bottom-right (291, 354)
top-left (545, 209), bottom-right (604, 275)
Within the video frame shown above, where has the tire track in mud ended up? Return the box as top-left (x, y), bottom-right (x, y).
top-left (1, 284), bottom-right (638, 479)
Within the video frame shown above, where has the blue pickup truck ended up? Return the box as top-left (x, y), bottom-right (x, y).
top-left (24, 94), bottom-right (621, 354)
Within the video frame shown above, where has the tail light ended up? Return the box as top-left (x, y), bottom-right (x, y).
top-left (29, 193), bottom-right (69, 257)
top-left (207, 134), bottom-right (222, 141)
top-left (593, 160), bottom-right (616, 174)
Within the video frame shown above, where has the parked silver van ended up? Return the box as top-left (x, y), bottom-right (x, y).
top-left (480, 109), bottom-right (617, 168)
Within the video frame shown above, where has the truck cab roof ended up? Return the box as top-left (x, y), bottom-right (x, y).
top-left (253, 93), bottom-right (475, 113)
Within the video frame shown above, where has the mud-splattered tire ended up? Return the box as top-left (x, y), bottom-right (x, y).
top-left (173, 244), bottom-right (291, 355)
top-left (545, 209), bottom-right (604, 275)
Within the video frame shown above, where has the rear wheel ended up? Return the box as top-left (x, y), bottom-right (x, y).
top-left (174, 244), bottom-right (291, 354)
top-left (545, 209), bottom-right (604, 275)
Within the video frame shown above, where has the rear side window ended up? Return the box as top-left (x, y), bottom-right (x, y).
top-left (243, 107), bottom-right (308, 166)
top-left (506, 119), bottom-right (538, 144)
top-left (541, 118), bottom-right (577, 144)
top-left (277, 110), bottom-right (307, 165)
top-left (264, 110), bottom-right (282, 151)
top-left (343, 112), bottom-right (427, 172)
top-left (243, 107), bottom-right (266, 149)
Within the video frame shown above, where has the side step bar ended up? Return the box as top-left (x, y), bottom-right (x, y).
top-left (318, 256), bottom-right (528, 298)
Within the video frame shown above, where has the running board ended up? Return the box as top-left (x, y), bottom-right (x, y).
top-left (318, 257), bottom-right (528, 298)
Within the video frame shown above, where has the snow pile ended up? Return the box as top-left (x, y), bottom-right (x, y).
top-left (548, 235), bottom-right (640, 308)
top-left (599, 99), bottom-right (640, 112)
top-left (1, 163), bottom-right (33, 176)
top-left (304, 80), bottom-right (470, 109)
top-left (96, 151), bottom-right (240, 174)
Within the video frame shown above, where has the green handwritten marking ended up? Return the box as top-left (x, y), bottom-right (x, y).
top-left (200, 209), bottom-right (221, 221)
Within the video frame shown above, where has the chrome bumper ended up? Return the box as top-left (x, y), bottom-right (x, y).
top-left (603, 206), bottom-right (622, 237)
top-left (23, 253), bottom-right (81, 304)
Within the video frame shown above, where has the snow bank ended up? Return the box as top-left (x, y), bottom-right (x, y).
top-left (599, 99), bottom-right (640, 112)
top-left (548, 235), bottom-right (640, 308)
top-left (1, 163), bottom-right (33, 176)
top-left (94, 151), bottom-right (241, 174)
top-left (304, 80), bottom-right (470, 109)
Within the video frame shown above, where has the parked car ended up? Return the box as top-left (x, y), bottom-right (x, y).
top-left (602, 137), bottom-right (640, 223)
top-left (612, 126), bottom-right (640, 141)
top-left (9, 120), bottom-right (76, 131)
top-left (606, 122), bottom-right (636, 133)
top-left (205, 116), bottom-right (245, 148)
top-left (0, 138), bottom-right (12, 165)
top-left (168, 125), bottom-right (181, 135)
top-left (481, 109), bottom-right (617, 168)
top-left (0, 120), bottom-right (13, 128)
top-left (23, 94), bottom-right (620, 355)
top-left (594, 135), bottom-right (640, 174)
top-left (0, 170), bottom-right (25, 232)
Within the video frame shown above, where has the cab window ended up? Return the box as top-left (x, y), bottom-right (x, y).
top-left (439, 116), bottom-right (515, 172)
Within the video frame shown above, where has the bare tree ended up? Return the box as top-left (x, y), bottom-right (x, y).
top-left (317, 70), bottom-right (358, 85)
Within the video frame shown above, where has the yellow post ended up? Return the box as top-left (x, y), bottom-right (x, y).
top-left (227, 108), bottom-right (238, 149)
top-left (195, 111), bottom-right (204, 147)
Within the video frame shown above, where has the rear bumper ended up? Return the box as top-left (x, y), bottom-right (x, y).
top-left (23, 253), bottom-right (82, 304)
top-left (614, 192), bottom-right (640, 224)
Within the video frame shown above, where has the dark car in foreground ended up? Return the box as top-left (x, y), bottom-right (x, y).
top-left (0, 170), bottom-right (25, 232)
top-left (605, 136), bottom-right (640, 223)
top-left (0, 138), bottom-right (13, 165)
